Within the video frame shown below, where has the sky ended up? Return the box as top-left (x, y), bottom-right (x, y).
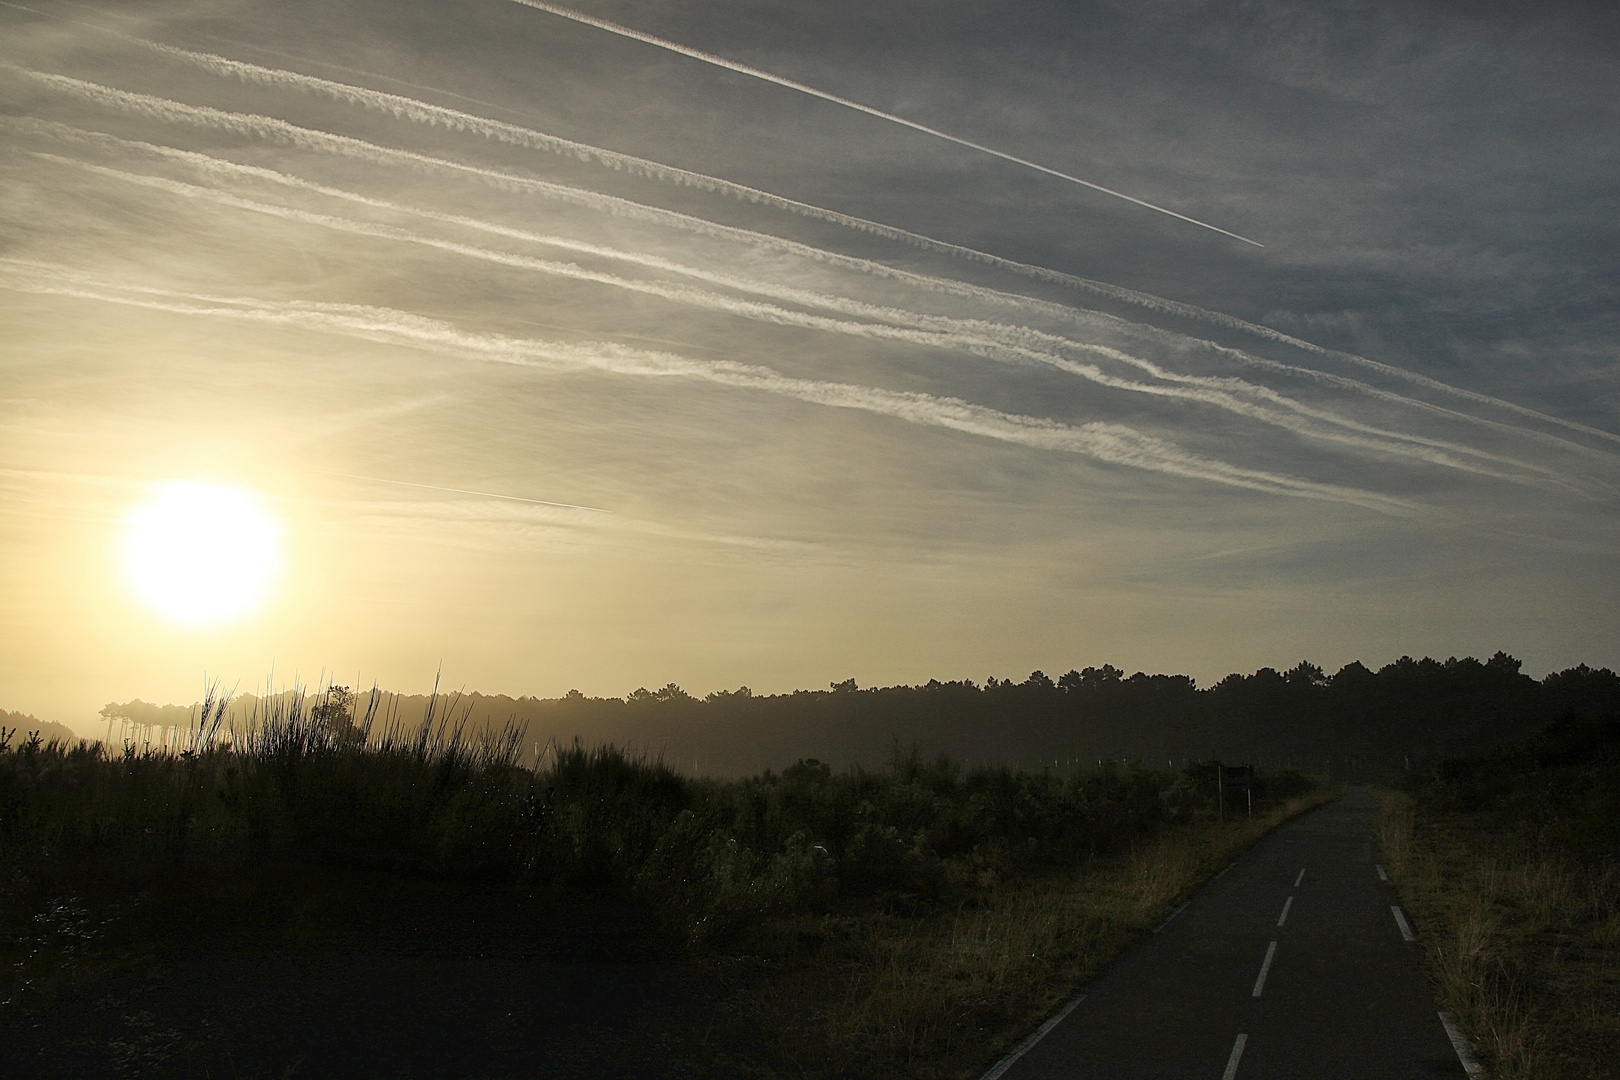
top-left (1, 0), bottom-right (1616, 732)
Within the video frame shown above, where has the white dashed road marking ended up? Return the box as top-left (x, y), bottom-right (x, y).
top-left (1221, 1034), bottom-right (1248, 1080)
top-left (1391, 906), bottom-right (1415, 942)
top-left (1251, 941), bottom-right (1278, 997)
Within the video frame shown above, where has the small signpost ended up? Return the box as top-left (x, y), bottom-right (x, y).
top-left (1217, 762), bottom-right (1255, 819)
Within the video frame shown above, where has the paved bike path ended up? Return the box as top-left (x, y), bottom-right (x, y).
top-left (991, 788), bottom-right (1470, 1079)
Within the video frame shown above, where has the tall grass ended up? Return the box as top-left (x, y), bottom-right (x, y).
top-left (733, 790), bottom-right (1336, 1079)
top-left (1376, 716), bottom-right (1620, 1080)
top-left (1378, 795), bottom-right (1543, 1075)
top-left (2, 692), bottom-right (1329, 1078)
top-left (0, 685), bottom-right (532, 891)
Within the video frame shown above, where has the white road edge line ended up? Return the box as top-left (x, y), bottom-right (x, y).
top-left (1222, 1033), bottom-right (1249, 1080)
top-left (1277, 896), bottom-right (1293, 927)
top-left (1154, 901), bottom-right (1191, 933)
top-left (1438, 1011), bottom-right (1485, 1076)
top-left (976, 994), bottom-right (1087, 1080)
top-left (1294, 868), bottom-right (1305, 887)
top-left (1377, 863), bottom-right (1389, 881)
top-left (1251, 941), bottom-right (1278, 997)
top-left (1392, 905), bottom-right (1416, 942)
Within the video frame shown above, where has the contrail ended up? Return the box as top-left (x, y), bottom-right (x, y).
top-left (1, 79), bottom-right (1180, 330)
top-left (3, 86), bottom-right (1597, 471)
top-left (0, 262), bottom-right (1413, 511)
top-left (18, 57), bottom-right (1252, 334)
top-left (11, 126), bottom-right (1571, 485)
top-left (328, 474), bottom-right (610, 512)
top-left (507, 0), bottom-right (1264, 248)
top-left (36, 4), bottom-right (1264, 247)
top-left (8, 57), bottom-right (1614, 452)
top-left (27, 146), bottom-right (1556, 485)
top-left (93, 37), bottom-right (1276, 267)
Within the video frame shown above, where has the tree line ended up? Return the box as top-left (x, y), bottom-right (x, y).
top-left (92, 652), bottom-right (1620, 778)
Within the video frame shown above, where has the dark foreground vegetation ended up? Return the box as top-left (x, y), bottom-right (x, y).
top-left (2, 690), bottom-right (1326, 1079)
top-left (1379, 713), bottom-right (1620, 1079)
top-left (98, 652), bottom-right (1620, 778)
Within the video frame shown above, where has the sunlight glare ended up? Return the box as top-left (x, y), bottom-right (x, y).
top-left (123, 480), bottom-right (281, 626)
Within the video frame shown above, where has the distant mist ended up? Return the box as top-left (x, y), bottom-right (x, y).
top-left (90, 654), bottom-right (1620, 779)
top-left (0, 710), bottom-right (79, 748)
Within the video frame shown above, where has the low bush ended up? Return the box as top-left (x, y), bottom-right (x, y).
top-left (0, 698), bottom-right (1331, 1080)
top-left (2, 696), bottom-right (1310, 945)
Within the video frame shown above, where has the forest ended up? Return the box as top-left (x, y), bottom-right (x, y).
top-left (6, 655), bottom-right (1616, 1076)
top-left (94, 652), bottom-right (1620, 778)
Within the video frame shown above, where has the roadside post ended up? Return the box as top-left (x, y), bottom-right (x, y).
top-left (1217, 763), bottom-right (1255, 818)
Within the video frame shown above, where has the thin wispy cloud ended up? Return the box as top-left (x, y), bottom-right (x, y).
top-left (331, 473), bottom-right (611, 513)
top-left (12, 60), bottom-right (1606, 467)
top-left (0, 260), bottom-right (1415, 511)
top-left (9, 109), bottom-right (1590, 494)
top-left (12, 134), bottom-right (1577, 495)
top-left (0, 0), bottom-right (1612, 718)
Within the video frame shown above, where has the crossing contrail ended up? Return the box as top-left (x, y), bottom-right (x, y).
top-left (10, 68), bottom-right (1608, 461)
top-left (8, 22), bottom-right (1614, 452)
top-left (507, 0), bottom-right (1265, 248)
top-left (0, 262), bottom-right (1412, 510)
top-left (32, 50), bottom-right (1615, 452)
top-left (329, 474), bottom-right (610, 512)
top-left (26, 144), bottom-right (1554, 485)
top-left (10, 117), bottom-right (1577, 485)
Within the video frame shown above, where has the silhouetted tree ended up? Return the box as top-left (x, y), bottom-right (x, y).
top-left (1285, 661), bottom-right (1328, 687)
top-left (311, 685), bottom-right (361, 747)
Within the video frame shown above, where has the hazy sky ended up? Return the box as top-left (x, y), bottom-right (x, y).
top-left (2, 0), bottom-right (1616, 730)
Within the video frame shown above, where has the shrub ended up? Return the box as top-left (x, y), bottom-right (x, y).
top-left (1, 696), bottom-right (1316, 945)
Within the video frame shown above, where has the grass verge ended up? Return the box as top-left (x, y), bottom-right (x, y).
top-left (1375, 716), bottom-right (1620, 1080)
top-left (732, 788), bottom-right (1339, 1079)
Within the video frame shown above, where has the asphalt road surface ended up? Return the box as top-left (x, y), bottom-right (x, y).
top-left (987, 787), bottom-right (1477, 1079)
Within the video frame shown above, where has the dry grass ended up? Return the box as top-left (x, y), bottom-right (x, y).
top-left (1376, 790), bottom-right (1620, 1080)
top-left (740, 789), bottom-right (1339, 1079)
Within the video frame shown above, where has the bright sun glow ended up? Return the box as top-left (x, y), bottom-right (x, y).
top-left (123, 480), bottom-right (281, 626)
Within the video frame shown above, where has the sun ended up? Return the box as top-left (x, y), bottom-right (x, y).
top-left (122, 480), bottom-right (281, 626)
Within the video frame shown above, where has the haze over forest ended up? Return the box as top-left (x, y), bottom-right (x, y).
top-left (1, 0), bottom-right (1615, 724)
top-left (70, 652), bottom-right (1615, 779)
